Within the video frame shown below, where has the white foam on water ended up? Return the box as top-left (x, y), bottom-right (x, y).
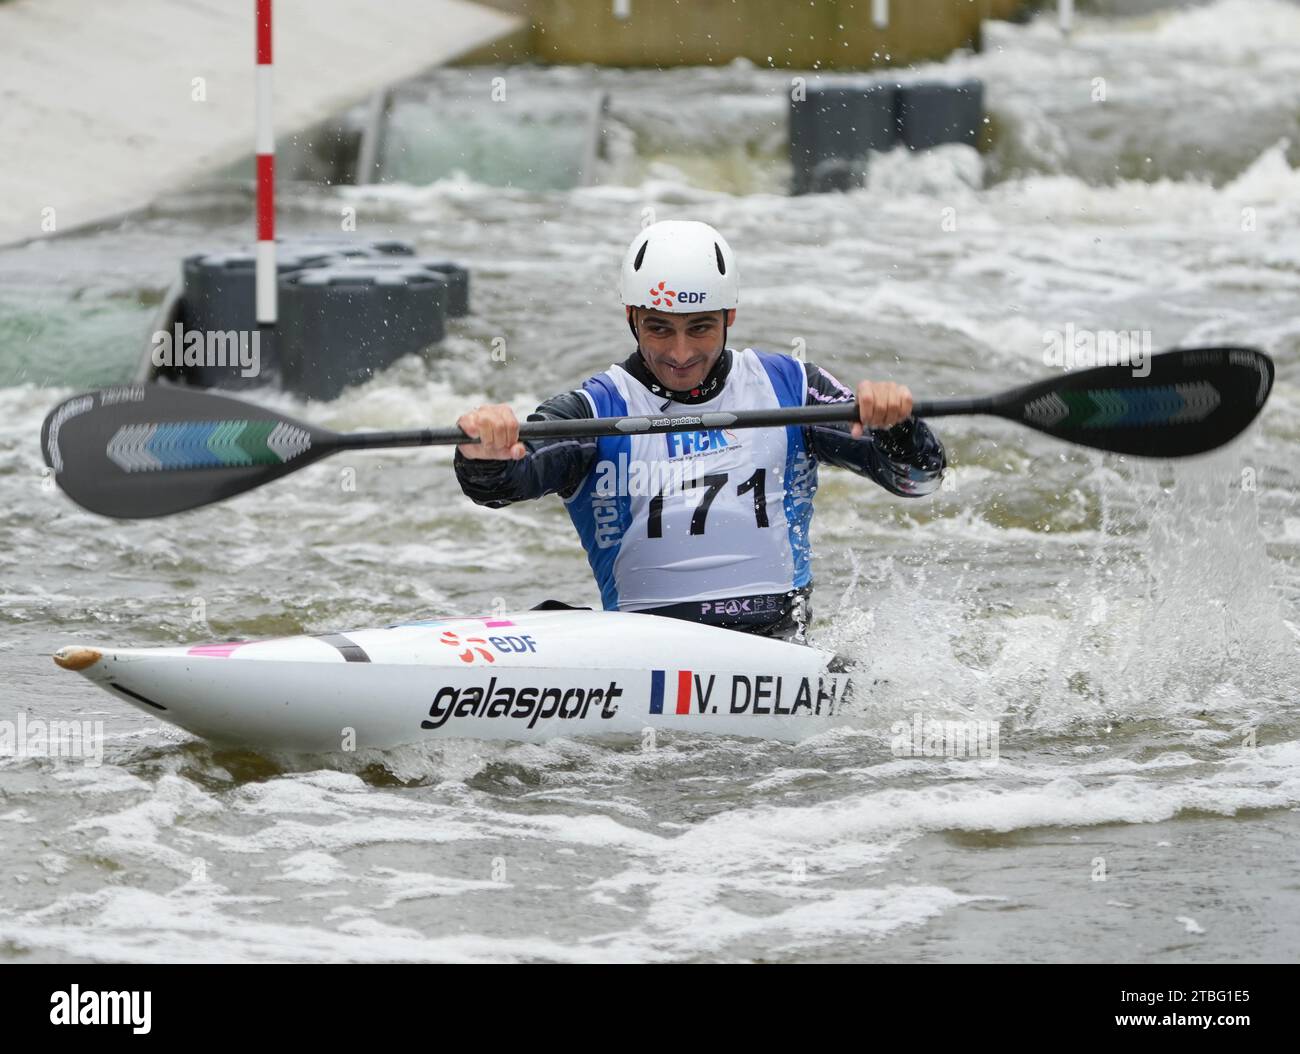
top-left (67, 772), bottom-right (224, 872)
top-left (1146, 0), bottom-right (1300, 53)
top-left (0, 885), bottom-right (627, 963)
top-left (571, 738), bottom-right (1300, 956)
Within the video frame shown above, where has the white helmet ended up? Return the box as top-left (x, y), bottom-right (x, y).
top-left (619, 220), bottom-right (738, 312)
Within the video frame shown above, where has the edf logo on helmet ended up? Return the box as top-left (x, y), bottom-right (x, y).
top-left (648, 282), bottom-right (709, 309)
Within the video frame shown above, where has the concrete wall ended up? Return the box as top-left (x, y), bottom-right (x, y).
top-left (0, 0), bottom-right (1034, 246)
top-left (469, 0), bottom-right (1031, 68)
top-left (0, 0), bottom-right (523, 247)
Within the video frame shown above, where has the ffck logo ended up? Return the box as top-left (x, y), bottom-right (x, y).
top-left (666, 428), bottom-right (731, 458)
top-left (50, 986), bottom-right (151, 1034)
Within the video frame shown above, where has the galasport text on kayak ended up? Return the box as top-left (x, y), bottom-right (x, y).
top-left (420, 672), bottom-right (851, 731)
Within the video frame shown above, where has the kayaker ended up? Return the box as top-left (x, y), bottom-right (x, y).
top-left (455, 219), bottom-right (945, 642)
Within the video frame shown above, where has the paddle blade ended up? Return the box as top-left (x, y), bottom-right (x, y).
top-left (997, 346), bottom-right (1274, 457)
top-left (41, 385), bottom-right (332, 518)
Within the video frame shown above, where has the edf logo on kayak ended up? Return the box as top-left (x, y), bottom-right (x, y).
top-left (666, 428), bottom-right (729, 458)
top-left (439, 630), bottom-right (538, 664)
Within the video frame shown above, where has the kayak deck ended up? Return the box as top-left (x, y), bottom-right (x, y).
top-left (53, 609), bottom-right (856, 751)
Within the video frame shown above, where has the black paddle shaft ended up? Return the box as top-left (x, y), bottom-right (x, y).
top-left (338, 346), bottom-right (1273, 459)
top-left (41, 345), bottom-right (1274, 519)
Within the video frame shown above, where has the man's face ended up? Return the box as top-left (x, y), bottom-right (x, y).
top-left (628, 307), bottom-right (737, 392)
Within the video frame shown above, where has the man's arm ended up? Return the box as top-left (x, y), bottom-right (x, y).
top-left (454, 391), bottom-right (597, 508)
top-left (802, 361), bottom-right (946, 497)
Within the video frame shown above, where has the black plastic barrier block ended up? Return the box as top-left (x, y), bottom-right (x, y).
top-left (278, 262), bottom-right (449, 401)
top-left (178, 246), bottom-right (336, 388)
top-left (896, 80), bottom-right (984, 151)
top-left (790, 83), bottom-right (896, 195)
top-left (790, 79), bottom-right (985, 193)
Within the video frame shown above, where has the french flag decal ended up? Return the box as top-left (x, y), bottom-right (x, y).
top-left (649, 670), bottom-right (693, 715)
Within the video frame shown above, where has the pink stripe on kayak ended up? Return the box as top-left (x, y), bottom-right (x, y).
top-left (187, 642), bottom-right (250, 658)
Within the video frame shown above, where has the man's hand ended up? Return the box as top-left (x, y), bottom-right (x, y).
top-left (851, 380), bottom-right (913, 438)
top-left (457, 404), bottom-right (527, 460)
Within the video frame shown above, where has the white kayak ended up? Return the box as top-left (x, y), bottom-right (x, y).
top-left (53, 609), bottom-right (855, 752)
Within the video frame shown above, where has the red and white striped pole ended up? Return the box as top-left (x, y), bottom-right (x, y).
top-left (255, 0), bottom-right (276, 324)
